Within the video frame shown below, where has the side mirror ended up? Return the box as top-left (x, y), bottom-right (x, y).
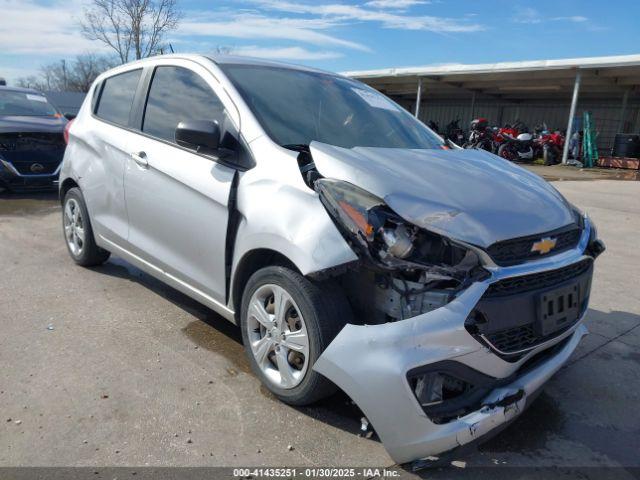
top-left (175, 120), bottom-right (220, 152)
top-left (64, 112), bottom-right (76, 121)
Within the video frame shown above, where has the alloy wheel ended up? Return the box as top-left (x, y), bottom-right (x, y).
top-left (63, 198), bottom-right (85, 257)
top-left (247, 284), bottom-right (310, 389)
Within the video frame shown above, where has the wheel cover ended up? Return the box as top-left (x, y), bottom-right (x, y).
top-left (247, 284), bottom-right (310, 389)
top-left (63, 198), bottom-right (85, 257)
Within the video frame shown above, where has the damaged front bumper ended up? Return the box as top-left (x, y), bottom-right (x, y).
top-left (313, 244), bottom-right (593, 464)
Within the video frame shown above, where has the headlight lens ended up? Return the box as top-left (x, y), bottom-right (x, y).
top-left (569, 203), bottom-right (585, 229)
top-left (315, 178), bottom-right (476, 270)
top-left (314, 178), bottom-right (383, 243)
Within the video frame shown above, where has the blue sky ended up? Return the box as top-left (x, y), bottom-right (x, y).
top-left (1, 0), bottom-right (639, 83)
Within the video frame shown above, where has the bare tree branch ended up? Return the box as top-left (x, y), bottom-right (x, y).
top-left (80, 0), bottom-right (181, 64)
top-left (16, 55), bottom-right (117, 93)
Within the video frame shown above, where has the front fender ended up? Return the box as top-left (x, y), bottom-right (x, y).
top-left (229, 139), bottom-right (358, 308)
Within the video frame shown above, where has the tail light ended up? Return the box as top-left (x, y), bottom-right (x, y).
top-left (63, 119), bottom-right (74, 145)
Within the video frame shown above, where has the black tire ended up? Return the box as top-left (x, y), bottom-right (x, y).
top-left (240, 266), bottom-right (352, 406)
top-left (62, 187), bottom-right (110, 267)
top-left (479, 139), bottom-right (493, 152)
top-left (544, 146), bottom-right (558, 165)
top-left (498, 143), bottom-right (516, 161)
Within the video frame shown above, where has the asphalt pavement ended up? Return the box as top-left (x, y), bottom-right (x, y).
top-left (0, 178), bottom-right (639, 478)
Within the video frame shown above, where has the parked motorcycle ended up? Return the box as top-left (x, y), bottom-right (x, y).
top-left (536, 130), bottom-right (565, 165)
top-left (463, 118), bottom-right (493, 151)
top-left (496, 122), bottom-right (534, 161)
top-left (444, 119), bottom-right (465, 146)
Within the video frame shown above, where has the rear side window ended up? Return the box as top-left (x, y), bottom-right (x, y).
top-left (142, 66), bottom-right (225, 143)
top-left (95, 69), bottom-right (142, 127)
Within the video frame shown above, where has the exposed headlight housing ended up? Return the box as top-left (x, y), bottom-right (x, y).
top-left (315, 178), bottom-right (488, 285)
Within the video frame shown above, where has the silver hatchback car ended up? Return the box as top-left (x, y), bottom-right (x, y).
top-left (60, 54), bottom-right (604, 464)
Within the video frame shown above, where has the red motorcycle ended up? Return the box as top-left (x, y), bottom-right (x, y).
top-left (492, 121), bottom-right (522, 152)
top-left (494, 121), bottom-right (534, 161)
top-left (536, 130), bottom-right (565, 165)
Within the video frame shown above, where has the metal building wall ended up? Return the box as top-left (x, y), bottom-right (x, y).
top-left (393, 95), bottom-right (639, 155)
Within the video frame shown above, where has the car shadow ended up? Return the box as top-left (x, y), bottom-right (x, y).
top-left (91, 256), bottom-right (640, 465)
top-left (93, 256), bottom-right (368, 439)
top-left (0, 188), bottom-right (60, 216)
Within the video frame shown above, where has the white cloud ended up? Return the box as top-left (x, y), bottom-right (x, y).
top-left (514, 7), bottom-right (542, 24)
top-left (230, 45), bottom-right (343, 60)
top-left (179, 13), bottom-right (371, 51)
top-left (515, 8), bottom-right (590, 25)
top-left (0, 0), bottom-right (104, 55)
top-left (250, 0), bottom-right (485, 32)
top-left (365, 0), bottom-right (429, 9)
top-left (552, 16), bottom-right (588, 23)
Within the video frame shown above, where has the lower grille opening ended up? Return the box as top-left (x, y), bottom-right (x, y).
top-left (408, 341), bottom-right (573, 424)
top-left (487, 324), bottom-right (538, 353)
top-left (467, 259), bottom-right (594, 361)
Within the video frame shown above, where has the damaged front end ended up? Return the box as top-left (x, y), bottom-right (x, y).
top-left (299, 160), bottom-right (598, 464)
top-left (314, 178), bottom-right (489, 324)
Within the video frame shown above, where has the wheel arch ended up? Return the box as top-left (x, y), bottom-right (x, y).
top-left (59, 177), bottom-right (79, 204)
top-left (231, 248), bottom-right (299, 321)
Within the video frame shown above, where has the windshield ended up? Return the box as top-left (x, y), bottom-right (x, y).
top-left (0, 90), bottom-right (59, 117)
top-left (220, 65), bottom-right (443, 150)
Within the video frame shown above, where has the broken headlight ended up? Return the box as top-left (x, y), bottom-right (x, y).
top-left (315, 178), bottom-right (478, 272)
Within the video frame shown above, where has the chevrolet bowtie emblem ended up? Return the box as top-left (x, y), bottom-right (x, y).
top-left (531, 237), bottom-right (557, 255)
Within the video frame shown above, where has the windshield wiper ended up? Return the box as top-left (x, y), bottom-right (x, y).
top-left (282, 143), bottom-right (310, 152)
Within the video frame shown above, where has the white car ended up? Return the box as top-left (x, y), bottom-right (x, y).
top-left (59, 54), bottom-right (604, 464)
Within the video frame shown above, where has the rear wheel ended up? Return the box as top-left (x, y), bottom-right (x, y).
top-left (240, 266), bottom-right (351, 406)
top-left (62, 187), bottom-right (110, 266)
top-left (543, 145), bottom-right (558, 165)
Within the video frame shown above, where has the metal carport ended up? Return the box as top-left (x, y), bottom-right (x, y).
top-left (344, 54), bottom-right (640, 163)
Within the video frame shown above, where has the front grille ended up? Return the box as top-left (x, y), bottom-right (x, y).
top-left (7, 157), bottom-right (61, 175)
top-left (486, 324), bottom-right (538, 352)
top-left (485, 258), bottom-right (593, 297)
top-left (0, 132), bottom-right (65, 151)
top-left (467, 259), bottom-right (594, 360)
top-left (0, 132), bottom-right (65, 175)
top-left (487, 225), bottom-right (582, 266)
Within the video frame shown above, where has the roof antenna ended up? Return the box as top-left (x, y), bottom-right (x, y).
top-left (169, 43), bottom-right (175, 54)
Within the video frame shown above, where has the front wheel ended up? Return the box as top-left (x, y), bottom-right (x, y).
top-left (478, 139), bottom-right (493, 151)
top-left (498, 143), bottom-right (517, 161)
top-left (240, 266), bottom-right (352, 406)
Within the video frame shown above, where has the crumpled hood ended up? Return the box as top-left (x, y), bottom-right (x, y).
top-left (310, 142), bottom-right (575, 247)
top-left (0, 115), bottom-right (66, 134)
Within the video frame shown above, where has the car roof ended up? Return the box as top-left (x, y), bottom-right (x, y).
top-left (207, 54), bottom-right (334, 74)
top-left (0, 85), bottom-right (46, 95)
top-left (110, 53), bottom-right (338, 76)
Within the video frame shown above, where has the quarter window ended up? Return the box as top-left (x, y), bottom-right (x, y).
top-left (142, 66), bottom-right (225, 144)
top-left (95, 69), bottom-right (142, 127)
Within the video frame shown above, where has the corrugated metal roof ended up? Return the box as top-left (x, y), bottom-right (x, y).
top-left (343, 54), bottom-right (640, 78)
top-left (344, 54), bottom-right (640, 100)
